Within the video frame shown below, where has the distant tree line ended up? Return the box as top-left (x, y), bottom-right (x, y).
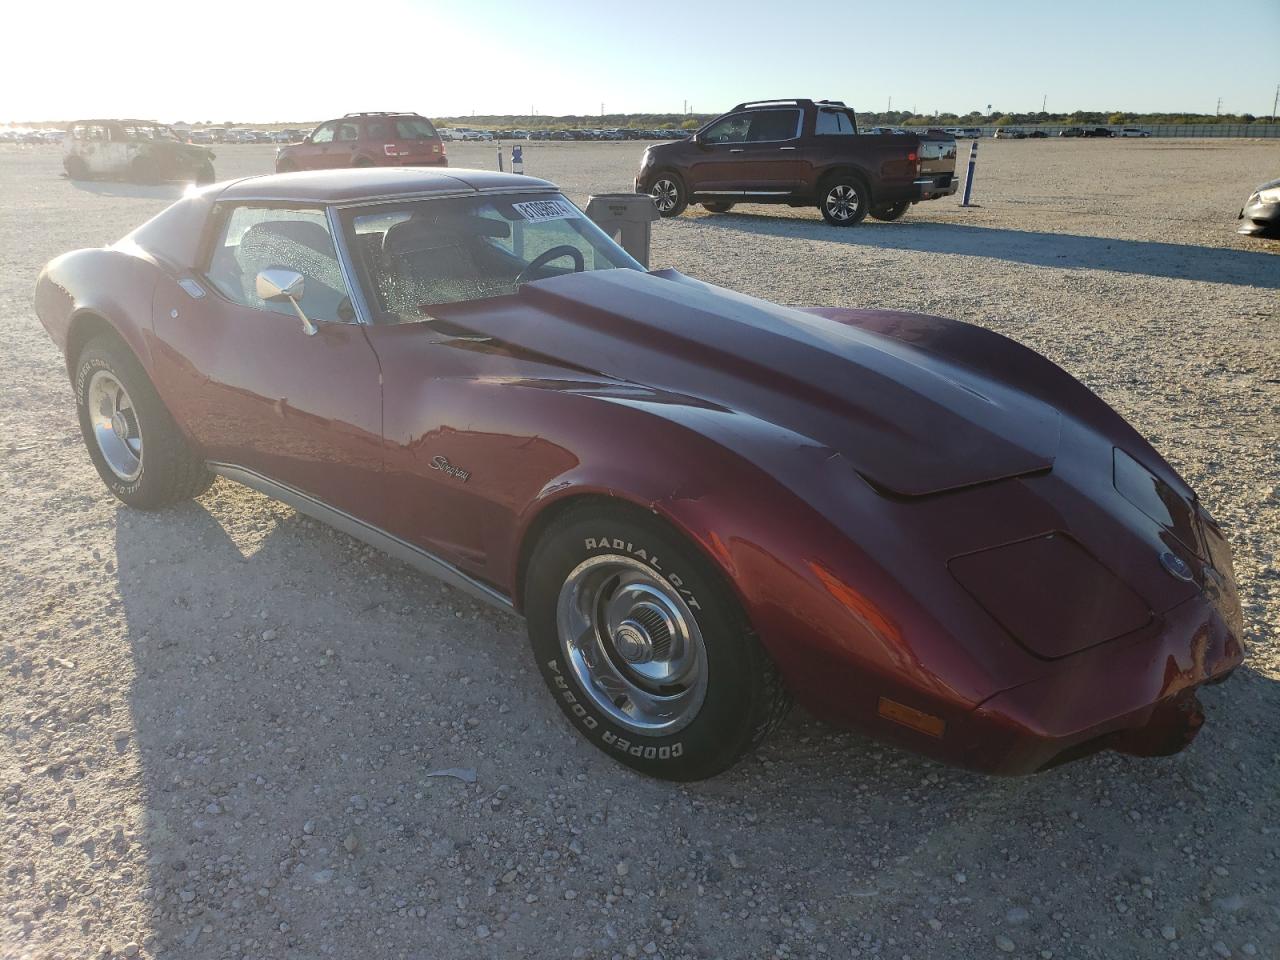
top-left (432, 109), bottom-right (1273, 131)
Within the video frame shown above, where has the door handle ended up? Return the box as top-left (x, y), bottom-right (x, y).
top-left (779, 146), bottom-right (797, 151)
top-left (729, 148), bottom-right (744, 153)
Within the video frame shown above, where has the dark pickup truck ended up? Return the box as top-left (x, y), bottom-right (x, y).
top-left (635, 99), bottom-right (958, 226)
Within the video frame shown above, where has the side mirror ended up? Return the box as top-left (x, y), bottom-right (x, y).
top-left (256, 269), bottom-right (319, 335)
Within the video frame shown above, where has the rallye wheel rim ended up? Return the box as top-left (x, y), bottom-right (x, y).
top-left (650, 179), bottom-right (679, 213)
top-left (88, 370), bottom-right (143, 481)
top-left (556, 555), bottom-right (708, 735)
top-left (825, 184), bottom-right (860, 220)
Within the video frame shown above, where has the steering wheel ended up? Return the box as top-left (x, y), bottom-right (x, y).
top-left (515, 244), bottom-right (585, 284)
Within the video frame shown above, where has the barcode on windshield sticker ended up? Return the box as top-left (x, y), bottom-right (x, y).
top-left (512, 199), bottom-right (582, 222)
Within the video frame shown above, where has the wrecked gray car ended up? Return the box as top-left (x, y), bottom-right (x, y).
top-left (62, 120), bottom-right (215, 185)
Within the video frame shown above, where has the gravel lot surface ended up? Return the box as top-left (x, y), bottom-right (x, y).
top-left (2, 139), bottom-right (1278, 960)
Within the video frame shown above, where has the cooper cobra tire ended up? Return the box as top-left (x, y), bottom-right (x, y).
top-left (819, 175), bottom-right (869, 226)
top-left (702, 202), bottom-right (734, 213)
top-left (869, 200), bottom-right (910, 222)
top-left (524, 504), bottom-right (791, 780)
top-left (73, 335), bottom-right (213, 509)
top-left (647, 172), bottom-right (688, 218)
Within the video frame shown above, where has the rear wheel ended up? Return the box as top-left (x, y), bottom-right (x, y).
top-left (524, 505), bottom-right (790, 780)
top-left (195, 161), bottom-right (216, 185)
top-left (870, 200), bottom-right (910, 222)
top-left (63, 155), bottom-right (89, 180)
top-left (702, 201), bottom-right (734, 213)
top-left (276, 159), bottom-right (299, 173)
top-left (819, 177), bottom-right (869, 226)
top-left (73, 336), bottom-right (213, 509)
top-left (647, 173), bottom-right (687, 218)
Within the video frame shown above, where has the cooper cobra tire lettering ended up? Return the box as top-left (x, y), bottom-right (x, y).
top-left (581, 535), bottom-right (699, 610)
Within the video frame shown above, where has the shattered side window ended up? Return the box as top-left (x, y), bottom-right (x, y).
top-left (205, 206), bottom-right (352, 323)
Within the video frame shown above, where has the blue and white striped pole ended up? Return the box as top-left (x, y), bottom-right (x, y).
top-left (960, 139), bottom-right (978, 206)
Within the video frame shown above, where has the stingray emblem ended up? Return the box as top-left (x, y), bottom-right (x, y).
top-left (1160, 551), bottom-right (1194, 582)
top-left (429, 455), bottom-right (471, 482)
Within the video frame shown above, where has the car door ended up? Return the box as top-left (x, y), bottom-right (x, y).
top-left (734, 108), bottom-right (807, 192)
top-left (295, 121), bottom-right (337, 170)
top-left (684, 111), bottom-right (752, 193)
top-left (151, 203), bottom-right (385, 521)
top-left (328, 120), bottom-right (361, 167)
top-left (78, 124), bottom-right (113, 175)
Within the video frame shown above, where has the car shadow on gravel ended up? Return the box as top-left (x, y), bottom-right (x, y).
top-left (66, 179), bottom-right (189, 201)
top-left (106, 492), bottom-right (1280, 958)
top-left (694, 215), bottom-right (1280, 289)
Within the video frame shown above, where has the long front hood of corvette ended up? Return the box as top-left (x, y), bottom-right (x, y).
top-left (432, 269), bottom-right (1060, 497)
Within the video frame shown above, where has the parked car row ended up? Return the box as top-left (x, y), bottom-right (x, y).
top-left (0, 129), bottom-right (65, 144)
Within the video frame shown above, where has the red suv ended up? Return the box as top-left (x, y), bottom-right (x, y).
top-left (275, 112), bottom-right (447, 172)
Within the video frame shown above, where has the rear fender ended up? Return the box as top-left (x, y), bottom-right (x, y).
top-left (35, 248), bottom-right (160, 374)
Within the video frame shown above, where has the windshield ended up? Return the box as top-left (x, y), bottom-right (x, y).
top-left (341, 193), bottom-right (642, 323)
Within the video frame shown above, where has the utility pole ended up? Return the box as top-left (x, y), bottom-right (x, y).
top-left (1216, 97), bottom-right (1222, 116)
top-left (888, 95), bottom-right (892, 113)
top-left (1273, 83), bottom-right (1279, 122)
top-left (1041, 93), bottom-right (1047, 113)
top-left (601, 102), bottom-right (604, 117)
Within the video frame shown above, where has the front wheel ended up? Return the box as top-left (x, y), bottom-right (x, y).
top-left (647, 174), bottom-right (687, 217)
top-left (870, 200), bottom-right (910, 222)
top-left (195, 161), bottom-right (216, 185)
top-left (524, 506), bottom-right (791, 780)
top-left (819, 177), bottom-right (869, 226)
top-left (73, 336), bottom-right (213, 509)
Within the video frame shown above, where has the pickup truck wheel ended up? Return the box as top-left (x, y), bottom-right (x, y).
top-left (63, 156), bottom-right (89, 180)
top-left (73, 336), bottom-right (213, 509)
top-left (870, 201), bottom-right (911, 222)
top-left (276, 159), bottom-right (299, 173)
top-left (702, 202), bottom-right (734, 213)
top-left (195, 161), bottom-right (216, 185)
top-left (820, 178), bottom-right (869, 226)
top-left (524, 505), bottom-right (791, 780)
top-left (648, 174), bottom-right (687, 217)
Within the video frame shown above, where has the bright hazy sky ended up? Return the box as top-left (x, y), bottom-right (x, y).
top-left (3, 0), bottom-right (1277, 123)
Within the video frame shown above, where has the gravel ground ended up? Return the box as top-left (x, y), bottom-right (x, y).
top-left (1, 139), bottom-right (1278, 960)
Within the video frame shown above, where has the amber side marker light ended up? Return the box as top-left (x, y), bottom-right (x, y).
top-left (878, 697), bottom-right (946, 738)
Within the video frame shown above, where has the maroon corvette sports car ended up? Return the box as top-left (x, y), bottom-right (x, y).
top-left (34, 168), bottom-right (1244, 780)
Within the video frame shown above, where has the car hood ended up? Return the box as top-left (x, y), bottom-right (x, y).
top-left (430, 269), bottom-right (1060, 497)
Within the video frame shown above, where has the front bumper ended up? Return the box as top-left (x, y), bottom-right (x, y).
top-left (948, 591), bottom-right (1244, 774)
top-left (1237, 199), bottom-right (1280, 237)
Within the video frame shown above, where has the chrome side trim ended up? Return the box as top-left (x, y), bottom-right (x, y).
top-left (208, 462), bottom-right (518, 615)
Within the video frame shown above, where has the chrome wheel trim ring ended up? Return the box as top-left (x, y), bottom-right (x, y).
top-left (87, 370), bottom-right (143, 481)
top-left (556, 554), bottom-right (708, 735)
top-left (651, 179), bottom-right (679, 213)
top-left (825, 183), bottom-right (860, 220)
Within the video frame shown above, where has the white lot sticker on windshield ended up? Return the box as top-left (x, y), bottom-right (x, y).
top-left (512, 199), bottom-right (582, 222)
